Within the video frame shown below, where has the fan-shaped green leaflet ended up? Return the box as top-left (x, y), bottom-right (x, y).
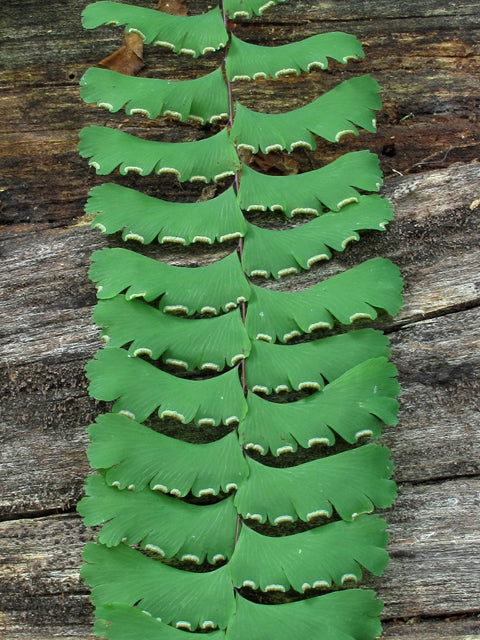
top-left (242, 195), bottom-right (393, 278)
top-left (229, 515), bottom-right (389, 591)
top-left (86, 347), bottom-right (247, 425)
top-left (86, 183), bottom-right (247, 246)
top-left (94, 605), bottom-right (227, 640)
top-left (94, 593), bottom-right (383, 640)
top-left (79, 475), bottom-right (238, 563)
top-left (82, 543), bottom-right (236, 629)
top-left (90, 248), bottom-right (250, 314)
top-left (240, 357), bottom-right (399, 455)
top-left (93, 297), bottom-right (250, 371)
top-left (230, 76), bottom-right (381, 153)
top-left (226, 32), bottom-right (364, 81)
top-left (86, 413), bottom-right (247, 496)
top-left (94, 604), bottom-right (225, 640)
top-left (80, 67), bottom-right (229, 124)
top-left (245, 329), bottom-right (391, 394)
top-left (237, 151), bottom-right (383, 216)
top-left (247, 257), bottom-right (403, 342)
top-left (82, 2), bottom-right (227, 56)
top-left (227, 590), bottom-right (383, 640)
top-left (78, 126), bottom-right (239, 182)
top-left (94, 593), bottom-right (382, 640)
top-left (235, 444), bottom-right (396, 524)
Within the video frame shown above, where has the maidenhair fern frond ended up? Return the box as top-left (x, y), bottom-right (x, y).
top-left (93, 297), bottom-right (250, 371)
top-left (86, 413), bottom-right (248, 497)
top-left (246, 328), bottom-right (391, 393)
top-left (246, 257), bottom-right (403, 342)
top-left (94, 604), bottom-right (227, 640)
top-left (226, 32), bottom-right (364, 81)
top-left (79, 475), bottom-right (238, 562)
top-left (242, 195), bottom-right (393, 278)
top-left (237, 151), bottom-right (383, 216)
top-left (224, 0), bottom-right (285, 19)
top-left (86, 183), bottom-right (247, 246)
top-left (235, 444), bottom-right (396, 524)
top-left (86, 347), bottom-right (247, 425)
top-left (231, 76), bottom-right (381, 153)
top-left (82, 2), bottom-right (227, 56)
top-left (79, 126), bottom-right (240, 182)
top-left (78, 2), bottom-right (403, 639)
top-left (82, 543), bottom-right (236, 629)
top-left (228, 590), bottom-right (383, 640)
top-left (240, 357), bottom-right (399, 455)
top-left (230, 515), bottom-right (389, 591)
top-left (89, 248), bottom-right (250, 314)
top-left (80, 67), bottom-right (229, 124)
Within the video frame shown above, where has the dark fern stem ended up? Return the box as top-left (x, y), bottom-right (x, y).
top-left (221, 0), bottom-right (247, 552)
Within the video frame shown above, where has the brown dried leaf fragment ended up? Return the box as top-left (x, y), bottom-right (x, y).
top-left (250, 151), bottom-right (300, 176)
top-left (156, 0), bottom-right (188, 15)
top-left (198, 184), bottom-right (218, 202)
top-left (97, 31), bottom-right (144, 76)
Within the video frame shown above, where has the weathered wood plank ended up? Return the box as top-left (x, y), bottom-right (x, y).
top-left (1, 302), bottom-right (479, 516)
top-left (383, 617), bottom-right (480, 640)
top-left (1, 0), bottom-right (480, 637)
top-left (370, 478), bottom-right (480, 617)
top-left (1, 160), bottom-right (479, 339)
top-left (1, 0), bottom-right (479, 225)
top-left (1, 477), bottom-right (478, 637)
top-left (1, 162), bottom-right (480, 515)
top-left (388, 306), bottom-right (480, 483)
top-left (4, 618), bottom-right (480, 640)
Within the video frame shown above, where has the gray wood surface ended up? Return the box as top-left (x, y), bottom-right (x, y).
top-left (1, 0), bottom-right (480, 638)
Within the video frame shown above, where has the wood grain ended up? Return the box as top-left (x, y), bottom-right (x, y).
top-left (1, 478), bottom-right (479, 635)
top-left (1, 161), bottom-right (480, 516)
top-left (1, 0), bottom-right (479, 224)
top-left (1, 302), bottom-right (480, 516)
top-left (1, 0), bottom-right (479, 638)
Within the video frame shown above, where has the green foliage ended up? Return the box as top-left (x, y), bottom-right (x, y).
top-left (226, 32), bottom-right (364, 80)
top-left (93, 297), bottom-right (250, 370)
top-left (240, 357), bottom-right (399, 455)
top-left (81, 67), bottom-right (229, 123)
top-left (235, 444), bottom-right (396, 524)
top-left (82, 543), bottom-right (236, 628)
top-left (80, 475), bottom-right (238, 561)
top-left (86, 184), bottom-right (247, 245)
top-left (89, 248), bottom-right (250, 312)
top-left (237, 151), bottom-right (384, 215)
top-left (224, 0), bottom-right (285, 19)
top-left (78, 2), bottom-right (403, 639)
top-left (79, 126), bottom-right (239, 180)
top-left (82, 2), bottom-right (227, 55)
top-left (94, 605), bottom-right (227, 640)
top-left (228, 590), bottom-right (383, 640)
top-left (246, 258), bottom-right (403, 342)
top-left (86, 413), bottom-right (248, 496)
top-left (245, 329), bottom-right (391, 393)
top-left (231, 77), bottom-right (381, 153)
top-left (229, 515), bottom-right (389, 590)
top-left (242, 196), bottom-right (393, 278)
top-left (86, 347), bottom-right (247, 424)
